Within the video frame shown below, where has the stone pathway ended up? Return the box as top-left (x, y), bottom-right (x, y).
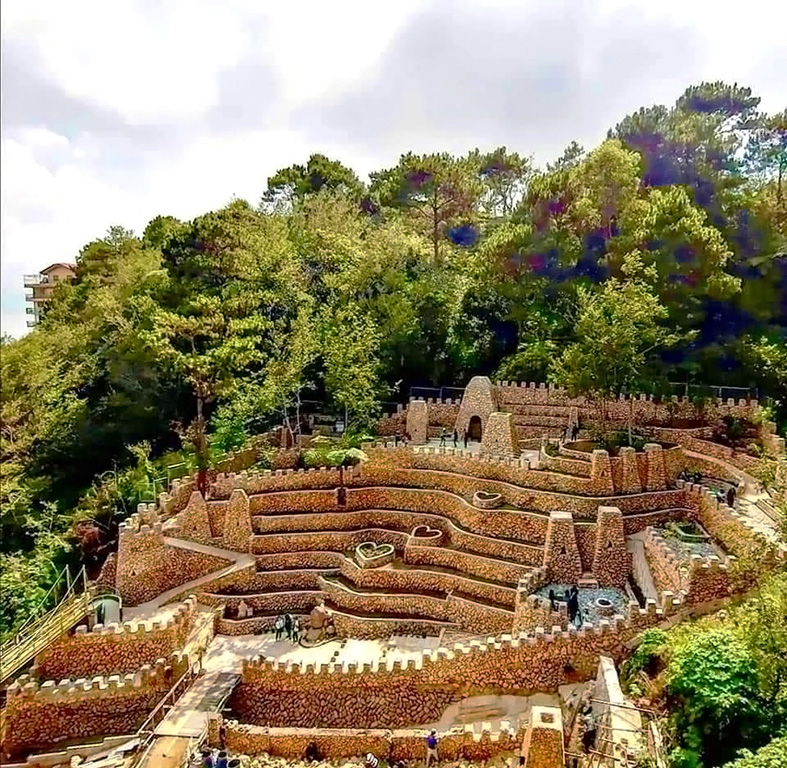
top-left (201, 633), bottom-right (440, 674)
top-left (627, 533), bottom-right (658, 602)
top-left (125, 539), bottom-right (255, 621)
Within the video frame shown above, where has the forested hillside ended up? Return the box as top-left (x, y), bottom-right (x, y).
top-left (1, 81), bottom-right (785, 646)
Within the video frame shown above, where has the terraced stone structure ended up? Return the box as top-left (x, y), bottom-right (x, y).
top-left (2, 380), bottom-right (785, 767)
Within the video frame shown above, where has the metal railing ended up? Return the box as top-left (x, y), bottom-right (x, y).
top-left (132, 660), bottom-right (203, 765)
top-left (0, 566), bottom-right (92, 683)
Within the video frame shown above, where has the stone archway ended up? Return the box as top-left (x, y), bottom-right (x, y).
top-left (468, 415), bottom-right (483, 442)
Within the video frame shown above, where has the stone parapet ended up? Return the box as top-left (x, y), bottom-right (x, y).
top-left (209, 714), bottom-right (524, 762)
top-left (3, 652), bottom-right (191, 758)
top-left (34, 597), bottom-right (198, 680)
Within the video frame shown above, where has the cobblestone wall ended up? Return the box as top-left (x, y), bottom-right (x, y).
top-left (34, 598), bottom-right (197, 679)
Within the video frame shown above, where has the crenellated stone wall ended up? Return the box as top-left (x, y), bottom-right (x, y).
top-left (208, 714), bottom-right (526, 763)
top-left (33, 598), bottom-right (198, 680)
top-left (115, 513), bottom-right (231, 606)
top-left (2, 652), bottom-right (191, 758)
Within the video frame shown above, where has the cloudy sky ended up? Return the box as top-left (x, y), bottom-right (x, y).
top-left (2, 0), bottom-right (786, 339)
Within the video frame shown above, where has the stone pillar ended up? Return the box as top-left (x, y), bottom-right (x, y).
top-left (454, 375), bottom-right (498, 437)
top-left (405, 399), bottom-right (428, 444)
top-left (618, 446), bottom-right (642, 494)
top-left (591, 506), bottom-right (630, 588)
top-left (524, 706), bottom-right (564, 768)
top-left (543, 511), bottom-right (582, 584)
top-left (178, 490), bottom-right (213, 543)
top-left (644, 443), bottom-right (667, 490)
top-left (223, 489), bottom-right (252, 553)
top-left (480, 412), bottom-right (518, 456)
top-left (590, 449), bottom-right (615, 495)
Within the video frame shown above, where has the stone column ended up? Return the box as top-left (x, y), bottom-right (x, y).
top-left (223, 489), bottom-right (252, 553)
top-left (543, 511), bottom-right (582, 584)
top-left (480, 412), bottom-right (518, 456)
top-left (590, 449), bottom-right (615, 495)
top-left (405, 399), bottom-right (428, 444)
top-left (644, 443), bottom-right (667, 490)
top-left (591, 506), bottom-right (630, 588)
top-left (178, 490), bottom-right (213, 543)
top-left (618, 446), bottom-right (642, 494)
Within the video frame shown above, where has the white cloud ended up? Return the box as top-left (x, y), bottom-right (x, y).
top-left (2, 0), bottom-right (248, 123)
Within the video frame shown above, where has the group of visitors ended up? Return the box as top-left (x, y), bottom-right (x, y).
top-left (393, 431), bottom-right (412, 446)
top-left (273, 613), bottom-right (301, 642)
top-left (548, 585), bottom-right (584, 627)
top-left (360, 730), bottom-right (440, 768)
top-left (439, 428), bottom-right (470, 449)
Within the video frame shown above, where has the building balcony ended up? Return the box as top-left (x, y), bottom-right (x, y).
top-left (23, 274), bottom-right (46, 286)
top-left (26, 320), bottom-right (37, 328)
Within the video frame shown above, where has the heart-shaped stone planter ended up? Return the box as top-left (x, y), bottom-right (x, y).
top-left (355, 541), bottom-right (395, 569)
top-left (410, 525), bottom-right (443, 546)
top-left (473, 491), bottom-right (503, 509)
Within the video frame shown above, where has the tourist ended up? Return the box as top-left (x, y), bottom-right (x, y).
top-left (569, 586), bottom-right (580, 624)
top-left (453, 429), bottom-right (458, 447)
top-left (285, 613), bottom-right (295, 641)
top-left (201, 749), bottom-right (215, 767)
top-left (274, 615), bottom-right (285, 641)
top-left (365, 753), bottom-right (380, 768)
top-left (218, 720), bottom-right (227, 750)
top-left (726, 486), bottom-right (736, 508)
top-left (564, 589), bottom-right (573, 620)
top-left (548, 589), bottom-right (557, 612)
top-left (440, 428), bottom-right (447, 446)
top-left (304, 741), bottom-right (323, 763)
top-left (571, 423), bottom-right (579, 442)
top-left (463, 431), bottom-right (468, 449)
top-left (395, 431), bottom-right (401, 446)
top-left (425, 730), bottom-right (439, 767)
top-left (582, 708), bottom-right (596, 753)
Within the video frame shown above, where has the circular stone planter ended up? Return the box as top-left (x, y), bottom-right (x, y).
top-left (410, 525), bottom-right (443, 545)
top-left (594, 597), bottom-right (616, 618)
top-left (355, 541), bottom-right (395, 569)
top-left (473, 490), bottom-right (503, 509)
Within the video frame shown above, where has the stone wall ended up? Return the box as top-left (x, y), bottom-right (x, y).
top-left (209, 714), bottom-right (525, 763)
top-left (115, 514), bottom-right (232, 605)
top-left (231, 605), bottom-right (671, 730)
top-left (33, 598), bottom-right (198, 680)
top-left (494, 381), bottom-right (761, 426)
top-left (2, 652), bottom-right (190, 759)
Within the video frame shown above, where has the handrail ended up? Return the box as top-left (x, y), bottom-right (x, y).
top-left (0, 567), bottom-right (93, 683)
top-left (131, 661), bottom-right (203, 765)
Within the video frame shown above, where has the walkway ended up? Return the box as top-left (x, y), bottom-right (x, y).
top-left (125, 539), bottom-right (255, 621)
top-left (135, 672), bottom-right (239, 768)
top-left (201, 632), bottom-right (441, 674)
top-left (627, 533), bottom-right (658, 602)
top-left (684, 449), bottom-right (781, 545)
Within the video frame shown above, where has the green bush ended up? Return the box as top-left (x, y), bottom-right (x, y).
top-left (622, 628), bottom-right (669, 686)
top-left (667, 629), bottom-right (768, 768)
top-left (722, 736), bottom-right (787, 768)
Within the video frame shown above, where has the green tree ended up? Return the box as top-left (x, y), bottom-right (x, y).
top-left (370, 152), bottom-right (482, 264)
top-left (261, 154), bottom-right (363, 212)
top-left (667, 629), bottom-right (767, 768)
top-left (551, 280), bottom-right (681, 439)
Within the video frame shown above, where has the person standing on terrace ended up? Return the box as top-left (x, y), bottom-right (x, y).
top-left (426, 730), bottom-right (440, 767)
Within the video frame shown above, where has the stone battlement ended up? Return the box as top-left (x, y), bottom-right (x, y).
top-left (83, 595), bottom-right (197, 637)
top-left (495, 381), bottom-right (758, 410)
top-left (8, 650), bottom-right (190, 701)
top-left (408, 396), bottom-right (463, 405)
